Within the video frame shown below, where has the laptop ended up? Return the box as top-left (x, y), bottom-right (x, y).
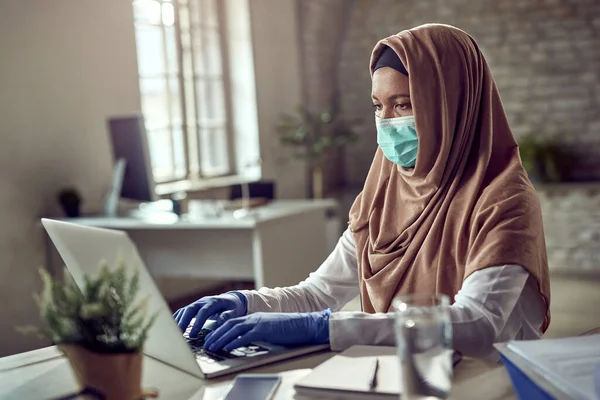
top-left (41, 218), bottom-right (329, 379)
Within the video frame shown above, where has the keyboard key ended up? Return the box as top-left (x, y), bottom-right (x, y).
top-left (186, 328), bottom-right (212, 347)
top-left (203, 350), bottom-right (227, 361)
top-left (245, 351), bottom-right (269, 357)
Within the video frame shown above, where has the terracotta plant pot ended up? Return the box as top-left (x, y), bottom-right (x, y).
top-left (59, 344), bottom-right (143, 400)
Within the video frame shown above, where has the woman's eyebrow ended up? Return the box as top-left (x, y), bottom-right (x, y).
top-left (371, 93), bottom-right (411, 101)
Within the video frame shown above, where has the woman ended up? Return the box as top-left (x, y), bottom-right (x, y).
top-left (174, 24), bottom-right (550, 360)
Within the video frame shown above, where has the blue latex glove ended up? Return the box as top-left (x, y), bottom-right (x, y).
top-left (203, 309), bottom-right (332, 353)
top-left (173, 292), bottom-right (248, 338)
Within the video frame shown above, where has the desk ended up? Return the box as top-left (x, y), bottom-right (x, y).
top-left (0, 346), bottom-right (516, 400)
top-left (46, 200), bottom-right (338, 289)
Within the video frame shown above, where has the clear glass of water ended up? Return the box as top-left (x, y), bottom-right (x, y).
top-left (393, 294), bottom-right (453, 400)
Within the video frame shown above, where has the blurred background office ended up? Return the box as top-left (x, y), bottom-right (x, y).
top-left (1, 0), bottom-right (600, 357)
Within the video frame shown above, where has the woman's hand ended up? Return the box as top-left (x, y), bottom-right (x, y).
top-left (203, 310), bottom-right (331, 353)
top-left (173, 292), bottom-right (248, 338)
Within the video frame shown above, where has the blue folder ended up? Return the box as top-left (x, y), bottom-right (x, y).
top-left (499, 354), bottom-right (555, 400)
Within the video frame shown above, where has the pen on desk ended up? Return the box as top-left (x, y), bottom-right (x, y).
top-left (369, 357), bottom-right (379, 390)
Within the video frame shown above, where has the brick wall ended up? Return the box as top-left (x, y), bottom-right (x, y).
top-left (538, 184), bottom-right (600, 274)
top-left (296, 0), bottom-right (355, 194)
top-left (297, 0), bottom-right (600, 185)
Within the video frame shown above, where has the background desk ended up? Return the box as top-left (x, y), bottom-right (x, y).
top-left (0, 345), bottom-right (516, 400)
top-left (46, 200), bottom-right (339, 290)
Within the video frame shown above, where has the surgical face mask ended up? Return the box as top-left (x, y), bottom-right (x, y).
top-left (376, 115), bottom-right (419, 168)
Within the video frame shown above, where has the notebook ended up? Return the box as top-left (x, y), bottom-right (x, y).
top-left (505, 334), bottom-right (600, 400)
top-left (294, 346), bottom-right (400, 399)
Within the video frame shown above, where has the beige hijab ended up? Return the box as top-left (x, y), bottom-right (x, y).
top-left (349, 24), bottom-right (550, 332)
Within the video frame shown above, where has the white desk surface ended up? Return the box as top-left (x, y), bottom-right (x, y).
top-left (0, 345), bottom-right (516, 400)
top-left (60, 199), bottom-right (337, 230)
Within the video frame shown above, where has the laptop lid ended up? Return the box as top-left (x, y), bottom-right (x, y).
top-left (41, 218), bottom-right (204, 380)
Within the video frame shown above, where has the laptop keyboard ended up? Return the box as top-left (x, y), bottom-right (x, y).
top-left (185, 328), bottom-right (270, 362)
top-left (186, 328), bottom-right (211, 349)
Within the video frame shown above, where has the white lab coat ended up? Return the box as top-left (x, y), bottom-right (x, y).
top-left (240, 229), bottom-right (546, 360)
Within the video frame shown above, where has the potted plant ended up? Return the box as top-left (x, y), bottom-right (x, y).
top-left (276, 106), bottom-right (358, 198)
top-left (20, 260), bottom-right (158, 400)
top-left (518, 134), bottom-right (571, 183)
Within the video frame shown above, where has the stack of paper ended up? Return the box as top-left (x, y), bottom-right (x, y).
top-left (506, 334), bottom-right (600, 400)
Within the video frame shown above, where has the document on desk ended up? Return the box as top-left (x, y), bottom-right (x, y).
top-left (293, 345), bottom-right (400, 399)
top-left (506, 334), bottom-right (600, 400)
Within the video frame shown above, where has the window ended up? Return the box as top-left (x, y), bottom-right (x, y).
top-left (133, 0), bottom-right (233, 183)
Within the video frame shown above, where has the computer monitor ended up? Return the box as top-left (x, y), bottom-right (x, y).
top-left (107, 115), bottom-right (156, 204)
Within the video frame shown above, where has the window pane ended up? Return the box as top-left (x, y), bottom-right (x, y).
top-left (180, 28), bottom-right (191, 50)
top-left (168, 77), bottom-right (182, 125)
top-left (188, 0), bottom-right (217, 27)
top-left (179, 4), bottom-right (190, 31)
top-left (172, 126), bottom-right (187, 177)
top-left (190, 27), bottom-right (204, 75)
top-left (187, 124), bottom-right (200, 176)
top-left (200, 128), bottom-right (229, 176)
top-left (191, 27), bottom-right (222, 76)
top-left (188, 0), bottom-right (200, 26)
top-left (204, 28), bottom-right (222, 75)
top-left (200, 0), bottom-right (218, 27)
top-left (181, 48), bottom-right (192, 76)
top-left (147, 128), bottom-right (174, 180)
top-left (196, 78), bottom-right (225, 122)
top-left (133, 0), bottom-right (161, 25)
top-left (164, 25), bottom-right (178, 74)
top-left (140, 78), bottom-right (169, 130)
top-left (135, 25), bottom-right (165, 76)
top-left (161, 2), bottom-right (175, 26)
top-left (184, 77), bottom-right (196, 125)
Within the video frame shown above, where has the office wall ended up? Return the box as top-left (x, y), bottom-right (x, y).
top-left (0, 0), bottom-right (142, 356)
top-left (248, 0), bottom-right (307, 199)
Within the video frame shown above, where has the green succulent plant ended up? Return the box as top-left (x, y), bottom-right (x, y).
top-left (19, 259), bottom-right (157, 354)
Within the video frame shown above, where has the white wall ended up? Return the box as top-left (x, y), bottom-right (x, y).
top-left (248, 0), bottom-right (308, 199)
top-left (0, 0), bottom-right (141, 356)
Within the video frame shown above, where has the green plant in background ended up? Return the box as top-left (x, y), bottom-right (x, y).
top-left (19, 259), bottom-right (157, 354)
top-left (276, 106), bottom-right (359, 165)
top-left (518, 134), bottom-right (571, 183)
top-left (276, 106), bottom-right (359, 198)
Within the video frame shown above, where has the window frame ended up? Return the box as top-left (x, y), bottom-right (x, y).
top-left (133, 0), bottom-right (237, 185)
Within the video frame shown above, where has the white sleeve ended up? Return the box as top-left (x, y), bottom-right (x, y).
top-left (329, 265), bottom-right (546, 360)
top-left (239, 228), bottom-right (360, 313)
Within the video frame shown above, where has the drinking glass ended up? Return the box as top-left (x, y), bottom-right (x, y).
top-left (393, 294), bottom-right (453, 400)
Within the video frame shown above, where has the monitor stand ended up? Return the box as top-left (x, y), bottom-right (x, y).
top-left (103, 158), bottom-right (126, 217)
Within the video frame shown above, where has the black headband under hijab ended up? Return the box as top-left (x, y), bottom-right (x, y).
top-left (373, 45), bottom-right (408, 76)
